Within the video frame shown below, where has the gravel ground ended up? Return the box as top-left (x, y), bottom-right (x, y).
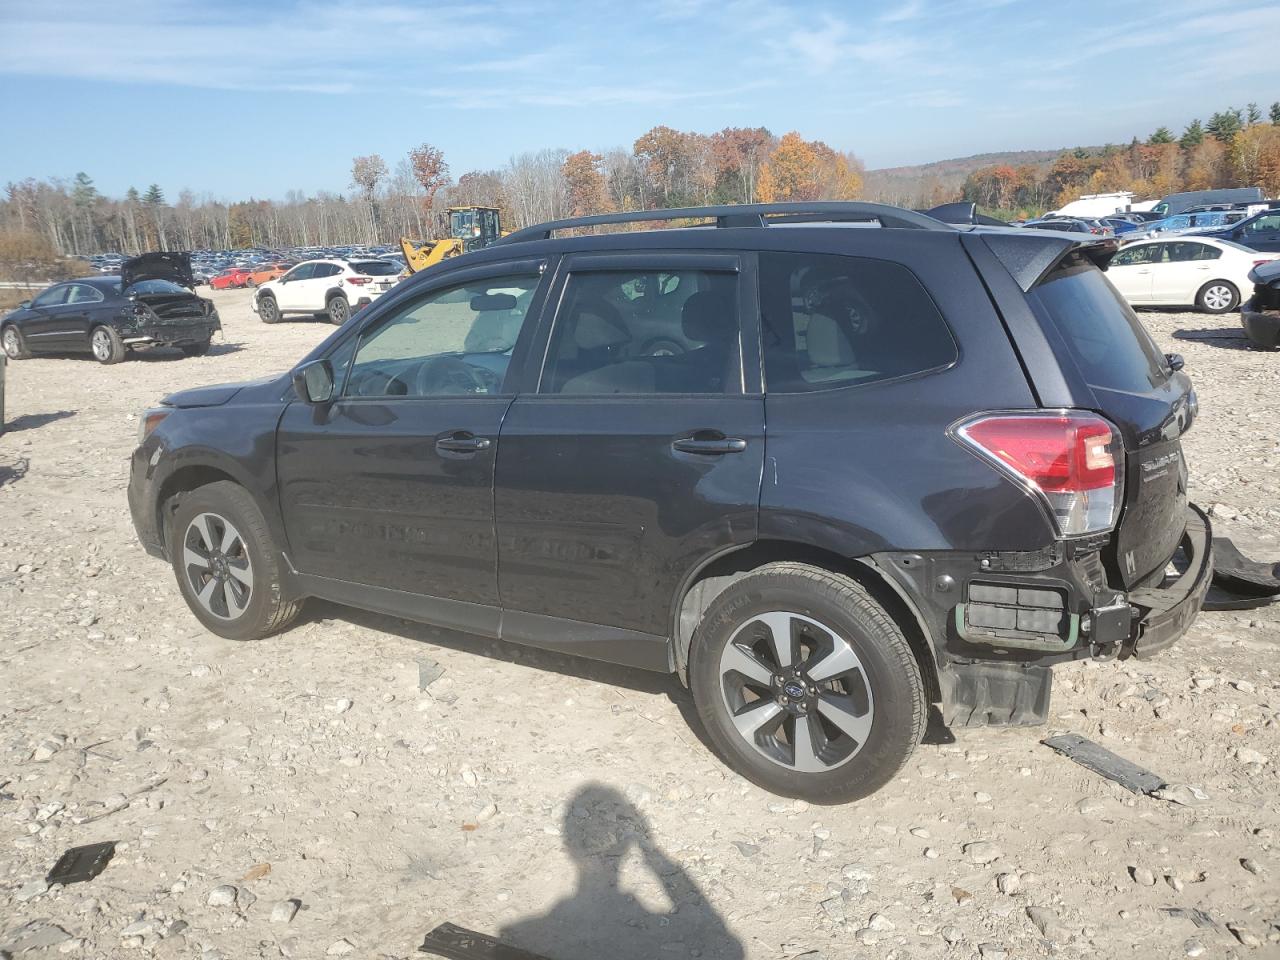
top-left (1, 289), bottom-right (1278, 960)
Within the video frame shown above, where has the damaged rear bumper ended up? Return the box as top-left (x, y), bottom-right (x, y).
top-left (1241, 301), bottom-right (1280, 350)
top-left (1119, 504), bottom-right (1212, 659)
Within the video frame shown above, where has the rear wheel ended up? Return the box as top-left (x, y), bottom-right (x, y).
top-left (1197, 280), bottom-right (1238, 314)
top-left (2, 324), bottom-right (31, 360)
top-left (326, 294), bottom-right (350, 325)
top-left (245, 277), bottom-right (257, 288)
top-left (257, 294), bottom-right (279, 324)
top-left (90, 325), bottom-right (126, 364)
top-left (168, 481), bottom-right (302, 641)
top-left (689, 563), bottom-right (926, 804)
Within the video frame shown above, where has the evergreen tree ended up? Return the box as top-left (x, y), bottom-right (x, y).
top-left (1271, 102), bottom-right (1280, 125)
top-left (1246, 102), bottom-right (1262, 125)
top-left (1206, 108), bottom-right (1244, 142)
top-left (1179, 119), bottom-right (1204, 148)
top-left (1147, 127), bottom-right (1174, 144)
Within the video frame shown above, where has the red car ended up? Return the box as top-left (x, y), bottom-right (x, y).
top-left (209, 268), bottom-right (254, 290)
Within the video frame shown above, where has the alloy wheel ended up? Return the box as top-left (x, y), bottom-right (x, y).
top-left (91, 328), bottom-right (113, 361)
top-left (718, 611), bottom-right (874, 773)
top-left (182, 512), bottom-right (254, 621)
top-left (2, 327), bottom-right (19, 358)
top-left (330, 298), bottom-right (349, 324)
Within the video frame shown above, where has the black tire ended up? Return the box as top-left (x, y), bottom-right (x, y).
top-left (258, 293), bottom-right (280, 324)
top-left (181, 340), bottom-right (211, 357)
top-left (89, 325), bottom-right (126, 364)
top-left (1196, 280), bottom-right (1238, 314)
top-left (167, 481), bottom-right (303, 641)
top-left (689, 562), bottom-right (926, 804)
top-left (326, 294), bottom-right (350, 326)
top-left (2, 324), bottom-right (31, 360)
top-left (245, 277), bottom-right (257, 288)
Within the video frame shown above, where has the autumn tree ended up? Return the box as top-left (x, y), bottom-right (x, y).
top-left (407, 143), bottom-right (450, 212)
top-left (757, 132), bottom-right (861, 203)
top-left (561, 150), bottom-right (611, 218)
top-left (350, 154), bottom-right (388, 242)
top-left (709, 127), bottom-right (774, 203)
top-left (1229, 123), bottom-right (1280, 194)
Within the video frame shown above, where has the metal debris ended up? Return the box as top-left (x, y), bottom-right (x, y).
top-left (1042, 734), bottom-right (1166, 795)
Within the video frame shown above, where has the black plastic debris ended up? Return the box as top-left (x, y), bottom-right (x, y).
top-left (1160, 907), bottom-right (1218, 930)
top-left (419, 923), bottom-right (552, 960)
top-left (46, 841), bottom-right (116, 885)
top-left (1211, 538), bottom-right (1280, 598)
top-left (1042, 734), bottom-right (1166, 794)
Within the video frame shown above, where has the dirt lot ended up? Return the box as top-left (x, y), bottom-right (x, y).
top-left (1, 288), bottom-right (1278, 960)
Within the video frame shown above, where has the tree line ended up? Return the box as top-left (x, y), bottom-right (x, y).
top-left (962, 101), bottom-right (1280, 218)
top-left (0, 127), bottom-right (862, 257)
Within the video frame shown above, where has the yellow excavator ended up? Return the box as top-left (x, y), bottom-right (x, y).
top-left (400, 206), bottom-right (503, 274)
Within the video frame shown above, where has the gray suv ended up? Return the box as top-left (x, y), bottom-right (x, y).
top-left (128, 202), bottom-right (1211, 803)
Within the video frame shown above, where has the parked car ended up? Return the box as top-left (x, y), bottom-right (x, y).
top-left (1104, 237), bottom-right (1278, 312)
top-left (251, 258), bottom-right (401, 325)
top-left (1149, 187), bottom-right (1264, 218)
top-left (1099, 217), bottom-right (1141, 236)
top-left (209, 267), bottom-right (254, 290)
top-left (1242, 258), bottom-right (1280, 349)
top-left (1187, 209), bottom-right (1280, 253)
top-left (129, 201), bottom-right (1211, 803)
top-left (245, 263), bottom-right (291, 287)
top-left (1023, 217), bottom-right (1113, 236)
top-left (2, 253), bottom-right (220, 363)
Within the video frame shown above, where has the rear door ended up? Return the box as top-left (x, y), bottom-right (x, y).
top-left (1027, 254), bottom-right (1192, 587)
top-left (493, 252), bottom-right (764, 658)
top-left (276, 260), bottom-right (550, 616)
top-left (1148, 241), bottom-right (1204, 303)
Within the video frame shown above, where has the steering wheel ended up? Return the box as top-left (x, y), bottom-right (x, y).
top-left (414, 356), bottom-right (498, 396)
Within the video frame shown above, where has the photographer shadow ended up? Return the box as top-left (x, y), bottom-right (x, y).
top-left (500, 784), bottom-right (744, 960)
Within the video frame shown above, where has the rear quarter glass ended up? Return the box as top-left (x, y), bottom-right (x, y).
top-left (1029, 258), bottom-right (1168, 394)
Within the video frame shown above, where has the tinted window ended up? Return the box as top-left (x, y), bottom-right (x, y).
top-left (317, 264), bottom-right (342, 278)
top-left (1110, 245), bottom-right (1159, 267)
top-left (66, 283), bottom-right (105, 304)
top-left (30, 285), bottom-right (69, 308)
top-left (283, 264), bottom-right (314, 282)
top-left (352, 260), bottom-right (400, 276)
top-left (1164, 242), bottom-right (1220, 262)
top-left (346, 273), bottom-right (540, 398)
top-left (542, 268), bottom-right (740, 395)
top-left (1246, 214), bottom-right (1280, 234)
top-left (759, 252), bottom-right (956, 393)
top-left (1030, 256), bottom-right (1167, 394)
top-left (127, 279), bottom-right (189, 296)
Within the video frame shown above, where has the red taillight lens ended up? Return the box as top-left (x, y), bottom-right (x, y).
top-left (346, 276), bottom-right (371, 285)
top-left (953, 412), bottom-right (1123, 537)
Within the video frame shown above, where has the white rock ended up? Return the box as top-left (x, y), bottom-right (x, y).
top-left (997, 872), bottom-right (1021, 895)
top-left (868, 913), bottom-right (894, 931)
top-left (271, 899), bottom-right (300, 924)
top-left (941, 925), bottom-right (964, 944)
top-left (974, 791), bottom-right (992, 803)
top-left (1234, 746), bottom-right (1269, 765)
top-left (963, 841), bottom-right (1003, 865)
top-left (1132, 866), bottom-right (1157, 886)
top-left (207, 884), bottom-right (237, 908)
top-left (16, 879), bottom-right (49, 901)
top-left (327, 939), bottom-right (356, 955)
top-left (1184, 939), bottom-right (1205, 957)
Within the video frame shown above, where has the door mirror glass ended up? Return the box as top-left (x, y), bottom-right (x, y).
top-left (1165, 352), bottom-right (1185, 372)
top-left (19, 299), bottom-right (30, 309)
top-left (293, 359), bottom-right (335, 404)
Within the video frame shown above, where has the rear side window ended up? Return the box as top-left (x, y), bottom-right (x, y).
top-left (759, 252), bottom-right (956, 393)
top-left (1033, 257), bottom-right (1167, 393)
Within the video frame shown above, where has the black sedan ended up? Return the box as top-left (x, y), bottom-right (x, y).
top-left (1, 253), bottom-right (221, 364)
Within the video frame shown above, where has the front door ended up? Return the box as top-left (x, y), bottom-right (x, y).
top-left (1104, 244), bottom-right (1158, 302)
top-left (21, 283), bottom-right (74, 350)
top-left (276, 263), bottom-right (549, 611)
top-left (494, 253), bottom-right (765, 654)
top-left (1238, 212), bottom-right (1280, 253)
top-left (275, 263), bottom-right (316, 311)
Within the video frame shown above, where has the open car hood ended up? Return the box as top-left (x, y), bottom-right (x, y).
top-left (121, 252), bottom-right (194, 290)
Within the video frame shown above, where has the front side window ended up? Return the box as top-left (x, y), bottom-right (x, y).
top-left (345, 273), bottom-right (540, 398)
top-left (759, 252), bottom-right (956, 393)
top-left (282, 264), bottom-right (314, 282)
top-left (30, 285), bottom-right (69, 308)
top-left (1246, 214), bottom-right (1280, 235)
top-left (541, 268), bottom-right (740, 395)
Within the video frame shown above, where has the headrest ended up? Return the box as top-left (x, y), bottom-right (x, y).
top-left (806, 313), bottom-right (855, 367)
top-left (572, 299), bottom-right (629, 350)
top-left (682, 291), bottom-right (733, 343)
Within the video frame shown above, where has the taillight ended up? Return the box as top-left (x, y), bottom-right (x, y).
top-left (346, 276), bottom-right (371, 285)
top-left (951, 412), bottom-right (1124, 537)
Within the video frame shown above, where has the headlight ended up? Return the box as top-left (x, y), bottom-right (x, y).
top-left (139, 408), bottom-right (170, 443)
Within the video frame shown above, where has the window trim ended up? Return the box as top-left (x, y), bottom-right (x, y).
top-left (530, 253), bottom-right (751, 398)
top-left (336, 262), bottom-right (550, 402)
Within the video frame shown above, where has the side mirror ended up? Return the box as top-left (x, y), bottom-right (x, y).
top-left (292, 359), bottom-right (335, 404)
top-left (19, 300), bottom-right (31, 309)
top-left (1165, 353), bottom-right (1185, 372)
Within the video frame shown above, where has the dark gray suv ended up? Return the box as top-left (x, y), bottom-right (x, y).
top-left (128, 202), bottom-right (1211, 803)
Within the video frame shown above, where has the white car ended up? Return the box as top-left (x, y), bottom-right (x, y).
top-left (252, 258), bottom-right (400, 325)
top-left (1104, 237), bottom-right (1277, 314)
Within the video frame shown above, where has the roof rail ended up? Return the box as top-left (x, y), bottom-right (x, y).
top-left (498, 201), bottom-right (954, 245)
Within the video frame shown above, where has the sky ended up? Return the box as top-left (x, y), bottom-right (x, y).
top-left (2, 0), bottom-right (1279, 200)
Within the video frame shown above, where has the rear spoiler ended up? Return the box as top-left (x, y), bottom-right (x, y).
top-left (972, 229), bottom-right (1120, 292)
top-left (921, 201), bottom-right (1008, 227)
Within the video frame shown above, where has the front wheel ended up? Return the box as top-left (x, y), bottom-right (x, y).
top-left (245, 277), bottom-right (257, 288)
top-left (326, 295), bottom-right (350, 325)
top-left (90, 325), bottom-right (126, 364)
top-left (258, 294), bottom-right (279, 324)
top-left (168, 481), bottom-right (303, 641)
top-left (1197, 281), bottom-right (1238, 314)
top-left (689, 563), bottom-right (926, 804)
top-left (2, 324), bottom-right (31, 360)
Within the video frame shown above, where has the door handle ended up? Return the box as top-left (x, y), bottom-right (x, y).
top-left (672, 435), bottom-right (747, 455)
top-left (436, 432), bottom-right (491, 453)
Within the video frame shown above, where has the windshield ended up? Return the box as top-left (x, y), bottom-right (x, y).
top-left (127, 279), bottom-right (190, 296)
top-left (352, 260), bottom-right (400, 276)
